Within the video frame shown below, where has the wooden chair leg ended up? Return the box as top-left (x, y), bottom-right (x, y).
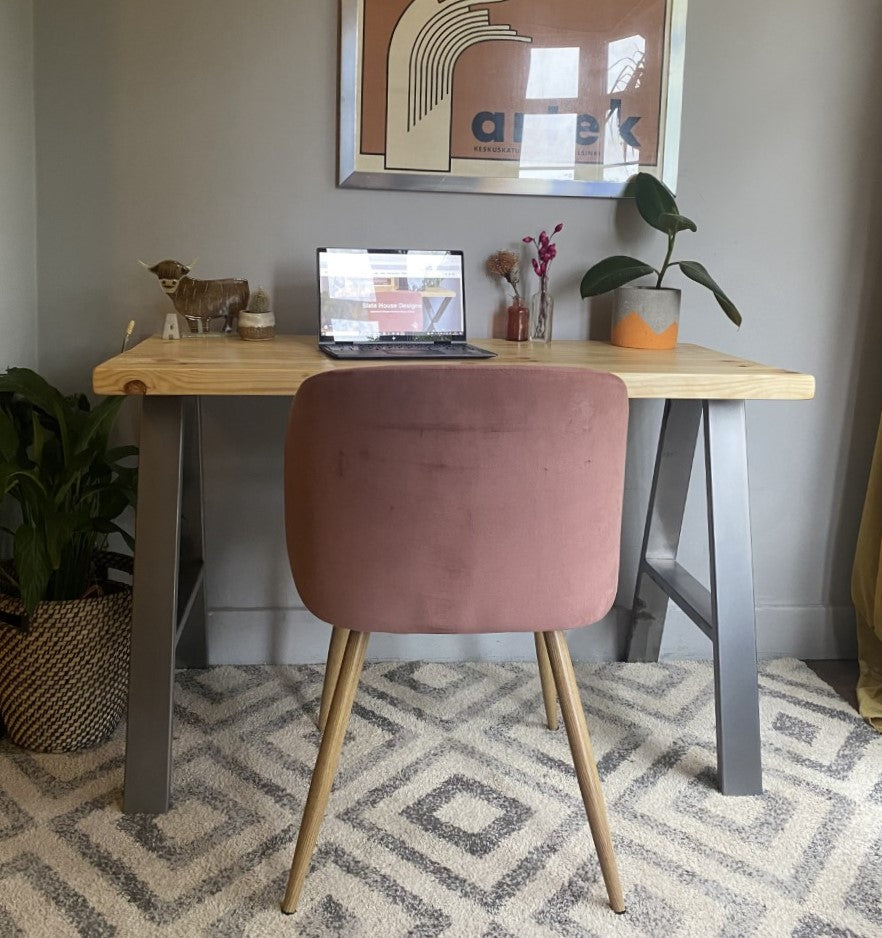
top-left (543, 631), bottom-right (626, 914)
top-left (534, 632), bottom-right (559, 730)
top-left (318, 626), bottom-right (350, 731)
top-left (282, 630), bottom-right (370, 914)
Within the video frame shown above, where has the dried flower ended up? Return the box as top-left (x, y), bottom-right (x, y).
top-left (523, 222), bottom-right (564, 283)
top-left (486, 250), bottom-right (522, 302)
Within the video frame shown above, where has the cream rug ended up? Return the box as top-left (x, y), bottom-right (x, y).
top-left (0, 659), bottom-right (880, 937)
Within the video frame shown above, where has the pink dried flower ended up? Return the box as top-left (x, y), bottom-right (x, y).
top-left (524, 222), bottom-right (564, 282)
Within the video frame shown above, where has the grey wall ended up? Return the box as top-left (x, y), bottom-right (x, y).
top-left (29, 0), bottom-right (882, 662)
top-left (0, 0), bottom-right (37, 370)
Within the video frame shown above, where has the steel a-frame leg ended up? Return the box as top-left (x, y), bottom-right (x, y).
top-left (626, 399), bottom-right (762, 796)
top-left (123, 396), bottom-right (206, 814)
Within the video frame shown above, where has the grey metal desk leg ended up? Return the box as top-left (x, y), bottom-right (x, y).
top-left (124, 396), bottom-right (184, 814)
top-left (626, 400), bottom-right (702, 661)
top-left (704, 400), bottom-right (762, 795)
top-left (175, 398), bottom-right (207, 668)
top-left (626, 398), bottom-right (763, 795)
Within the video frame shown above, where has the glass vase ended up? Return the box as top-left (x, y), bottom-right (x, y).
top-left (530, 289), bottom-right (554, 343)
top-left (505, 300), bottom-right (530, 341)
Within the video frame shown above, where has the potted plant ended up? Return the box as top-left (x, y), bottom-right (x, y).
top-left (0, 367), bottom-right (137, 751)
top-left (238, 286), bottom-right (276, 340)
top-left (579, 172), bottom-right (742, 349)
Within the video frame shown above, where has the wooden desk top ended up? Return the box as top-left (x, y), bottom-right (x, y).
top-left (92, 335), bottom-right (815, 400)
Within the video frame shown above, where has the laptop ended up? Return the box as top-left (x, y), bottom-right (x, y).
top-left (317, 247), bottom-right (495, 359)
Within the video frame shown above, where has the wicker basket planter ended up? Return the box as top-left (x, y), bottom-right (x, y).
top-left (0, 552), bottom-right (132, 752)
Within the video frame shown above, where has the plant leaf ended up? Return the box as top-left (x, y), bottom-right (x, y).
top-left (633, 172), bottom-right (678, 232)
top-left (0, 369), bottom-right (65, 417)
top-left (0, 408), bottom-right (18, 462)
top-left (657, 212), bottom-right (697, 235)
top-left (0, 369), bottom-right (69, 454)
top-left (30, 410), bottom-right (47, 467)
top-left (7, 467), bottom-right (49, 503)
top-left (93, 520), bottom-right (136, 552)
top-left (43, 510), bottom-right (77, 569)
top-left (675, 261), bottom-right (742, 327)
top-left (14, 525), bottom-right (51, 616)
top-left (73, 395), bottom-right (124, 455)
top-left (580, 256), bottom-right (657, 297)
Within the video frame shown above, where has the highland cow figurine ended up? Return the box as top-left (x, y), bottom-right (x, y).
top-left (140, 259), bottom-right (249, 334)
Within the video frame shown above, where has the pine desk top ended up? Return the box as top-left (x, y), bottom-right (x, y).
top-left (92, 335), bottom-right (815, 401)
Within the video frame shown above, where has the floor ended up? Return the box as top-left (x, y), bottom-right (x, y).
top-left (806, 658), bottom-right (859, 710)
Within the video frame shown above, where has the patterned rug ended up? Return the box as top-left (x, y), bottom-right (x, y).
top-left (0, 659), bottom-right (880, 937)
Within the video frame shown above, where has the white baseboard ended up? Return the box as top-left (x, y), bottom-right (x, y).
top-left (656, 603), bottom-right (857, 660)
top-left (204, 603), bottom-right (857, 665)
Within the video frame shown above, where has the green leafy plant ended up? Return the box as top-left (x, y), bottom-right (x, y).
top-left (0, 368), bottom-right (137, 618)
top-left (579, 172), bottom-right (742, 327)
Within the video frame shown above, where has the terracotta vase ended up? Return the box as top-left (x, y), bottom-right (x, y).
top-left (505, 301), bottom-right (530, 341)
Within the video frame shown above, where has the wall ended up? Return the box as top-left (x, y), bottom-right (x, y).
top-left (0, 0), bottom-right (37, 370)
top-left (31, 0), bottom-right (882, 662)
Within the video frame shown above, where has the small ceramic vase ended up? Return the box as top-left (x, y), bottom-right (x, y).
top-left (505, 301), bottom-right (530, 341)
top-left (238, 311), bottom-right (276, 341)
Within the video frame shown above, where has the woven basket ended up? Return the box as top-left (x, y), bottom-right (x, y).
top-left (0, 551), bottom-right (132, 752)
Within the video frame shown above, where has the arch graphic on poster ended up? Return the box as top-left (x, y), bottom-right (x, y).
top-left (385, 0), bottom-right (531, 172)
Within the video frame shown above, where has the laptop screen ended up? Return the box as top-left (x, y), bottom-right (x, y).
top-left (317, 248), bottom-right (466, 343)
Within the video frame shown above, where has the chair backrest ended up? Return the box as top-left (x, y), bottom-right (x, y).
top-left (284, 365), bottom-right (628, 634)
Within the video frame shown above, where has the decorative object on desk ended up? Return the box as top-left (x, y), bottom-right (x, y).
top-left (0, 368), bottom-right (138, 751)
top-left (524, 222), bottom-right (563, 343)
top-left (120, 319), bottom-right (135, 352)
top-left (161, 311), bottom-right (181, 340)
top-left (506, 300), bottom-right (530, 342)
top-left (237, 286), bottom-right (276, 341)
top-left (611, 284), bottom-right (680, 350)
top-left (487, 250), bottom-right (529, 342)
top-left (139, 258), bottom-right (249, 334)
top-left (580, 173), bottom-right (742, 350)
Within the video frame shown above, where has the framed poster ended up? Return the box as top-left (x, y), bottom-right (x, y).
top-left (339, 0), bottom-right (688, 198)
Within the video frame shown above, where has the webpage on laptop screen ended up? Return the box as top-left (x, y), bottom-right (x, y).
top-left (319, 249), bottom-right (464, 341)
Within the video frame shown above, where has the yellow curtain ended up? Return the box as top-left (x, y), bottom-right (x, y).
top-left (854, 413), bottom-right (882, 730)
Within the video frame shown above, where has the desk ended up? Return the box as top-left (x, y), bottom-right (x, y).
top-left (93, 336), bottom-right (814, 814)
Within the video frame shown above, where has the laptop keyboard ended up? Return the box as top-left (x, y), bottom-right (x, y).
top-left (373, 344), bottom-right (431, 353)
top-left (323, 342), bottom-right (495, 360)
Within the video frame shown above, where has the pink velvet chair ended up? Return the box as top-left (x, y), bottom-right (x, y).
top-left (280, 365), bottom-right (629, 915)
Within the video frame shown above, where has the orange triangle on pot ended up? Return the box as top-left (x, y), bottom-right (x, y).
top-left (612, 312), bottom-right (678, 349)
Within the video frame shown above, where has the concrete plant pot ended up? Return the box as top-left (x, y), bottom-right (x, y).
top-left (611, 286), bottom-right (680, 349)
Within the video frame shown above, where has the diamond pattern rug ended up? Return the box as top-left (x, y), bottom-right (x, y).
top-left (1, 659), bottom-right (880, 937)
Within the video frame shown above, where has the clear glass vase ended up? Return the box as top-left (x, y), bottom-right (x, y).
top-left (530, 288), bottom-right (554, 343)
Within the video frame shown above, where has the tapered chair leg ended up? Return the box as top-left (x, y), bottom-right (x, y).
top-left (534, 632), bottom-right (559, 730)
top-left (544, 631), bottom-right (625, 914)
top-left (318, 626), bottom-right (350, 731)
top-left (282, 630), bottom-right (370, 914)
